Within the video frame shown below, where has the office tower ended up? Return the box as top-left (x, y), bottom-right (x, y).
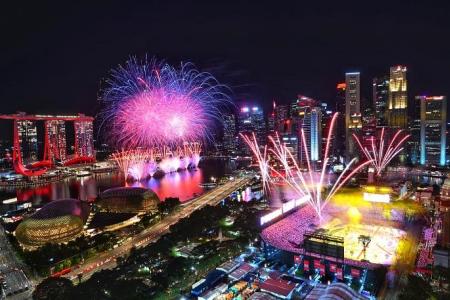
top-left (336, 83), bottom-right (346, 115)
top-left (222, 114), bottom-right (237, 155)
top-left (387, 66), bottom-right (408, 129)
top-left (267, 101), bottom-right (276, 134)
top-left (274, 104), bottom-right (289, 133)
top-left (298, 106), bottom-right (322, 165)
top-left (238, 105), bottom-right (265, 154)
top-left (75, 120), bottom-right (94, 157)
top-left (291, 95), bottom-right (316, 135)
top-left (16, 120), bottom-right (38, 164)
top-left (280, 133), bottom-right (299, 160)
top-left (320, 102), bottom-right (334, 158)
top-left (372, 76), bottom-right (389, 127)
top-left (334, 83), bottom-right (346, 159)
top-left (409, 95), bottom-right (422, 164)
top-left (345, 72), bottom-right (362, 162)
top-left (417, 96), bottom-right (447, 166)
top-left (290, 96), bottom-right (321, 163)
top-left (46, 120), bottom-right (67, 162)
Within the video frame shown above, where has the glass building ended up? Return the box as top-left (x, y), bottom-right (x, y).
top-left (75, 120), bottom-right (94, 157)
top-left (372, 76), bottom-right (389, 127)
top-left (46, 120), bottom-right (67, 162)
top-left (222, 113), bottom-right (237, 155)
top-left (417, 96), bottom-right (447, 166)
top-left (16, 120), bottom-right (38, 164)
top-left (238, 105), bottom-right (265, 155)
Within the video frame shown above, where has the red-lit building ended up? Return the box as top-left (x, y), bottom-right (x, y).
top-left (0, 113), bottom-right (95, 176)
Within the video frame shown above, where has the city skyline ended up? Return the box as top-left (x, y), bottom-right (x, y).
top-left (1, 2), bottom-right (450, 299)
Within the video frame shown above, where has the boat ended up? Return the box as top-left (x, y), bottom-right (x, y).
top-left (75, 170), bottom-right (92, 177)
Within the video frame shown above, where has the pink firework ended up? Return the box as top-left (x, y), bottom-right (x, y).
top-left (186, 142), bottom-right (202, 167)
top-left (100, 57), bottom-right (229, 149)
top-left (241, 113), bottom-right (372, 222)
top-left (239, 132), bottom-right (270, 193)
top-left (111, 149), bottom-right (153, 181)
top-left (353, 128), bottom-right (410, 177)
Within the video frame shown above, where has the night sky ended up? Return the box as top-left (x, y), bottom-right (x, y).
top-left (1, 1), bottom-right (450, 116)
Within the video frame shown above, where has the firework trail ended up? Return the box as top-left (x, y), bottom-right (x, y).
top-left (99, 57), bottom-right (230, 149)
top-left (242, 112), bottom-right (372, 222)
top-left (352, 128), bottom-right (410, 177)
top-left (239, 132), bottom-right (270, 193)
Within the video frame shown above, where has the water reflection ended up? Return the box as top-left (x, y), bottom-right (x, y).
top-left (0, 158), bottom-right (232, 212)
top-left (127, 168), bottom-right (204, 201)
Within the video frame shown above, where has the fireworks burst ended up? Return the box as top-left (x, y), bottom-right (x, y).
top-left (111, 143), bottom-right (202, 181)
top-left (353, 128), bottom-right (410, 177)
top-left (242, 113), bottom-right (372, 222)
top-left (99, 57), bottom-right (230, 149)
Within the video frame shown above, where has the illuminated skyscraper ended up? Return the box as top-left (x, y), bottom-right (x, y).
top-left (298, 106), bottom-right (322, 164)
top-left (274, 104), bottom-right (289, 133)
top-left (222, 113), bottom-right (237, 155)
top-left (16, 120), bottom-right (38, 164)
top-left (74, 119), bottom-right (94, 157)
top-left (267, 101), bottom-right (276, 134)
top-left (387, 66), bottom-right (408, 129)
top-left (334, 83), bottom-right (346, 158)
top-left (417, 96), bottom-right (447, 166)
top-left (345, 72), bottom-right (362, 162)
top-left (291, 95), bottom-right (315, 136)
top-left (372, 76), bottom-right (389, 127)
top-left (238, 105), bottom-right (265, 155)
top-left (46, 120), bottom-right (67, 162)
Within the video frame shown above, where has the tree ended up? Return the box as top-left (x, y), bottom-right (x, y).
top-left (398, 275), bottom-right (434, 300)
top-left (33, 277), bottom-right (73, 300)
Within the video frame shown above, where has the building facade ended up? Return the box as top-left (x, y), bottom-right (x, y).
top-left (418, 96), bottom-right (447, 166)
top-left (46, 120), bottom-right (67, 162)
top-left (345, 72), bottom-right (362, 162)
top-left (387, 66), bottom-right (408, 129)
top-left (16, 120), bottom-right (38, 164)
top-left (222, 114), bottom-right (237, 155)
top-left (75, 120), bottom-right (94, 157)
top-left (298, 106), bottom-right (322, 165)
top-left (372, 76), bottom-right (389, 127)
top-left (238, 105), bottom-right (265, 155)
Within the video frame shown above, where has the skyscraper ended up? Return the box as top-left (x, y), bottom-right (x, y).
top-left (387, 66), bottom-right (408, 129)
top-left (238, 105), bottom-right (265, 155)
top-left (345, 72), bottom-right (362, 162)
top-left (372, 76), bottom-right (389, 127)
top-left (267, 101), bottom-right (276, 134)
top-left (75, 119), bottom-right (94, 157)
top-left (304, 107), bottom-right (322, 162)
top-left (46, 120), bottom-right (67, 162)
top-left (16, 120), bottom-right (38, 164)
top-left (274, 104), bottom-right (289, 133)
top-left (334, 83), bottom-right (346, 158)
top-left (222, 114), bottom-right (237, 155)
top-left (417, 96), bottom-right (447, 166)
top-left (290, 96), bottom-right (322, 164)
top-left (291, 95), bottom-right (316, 135)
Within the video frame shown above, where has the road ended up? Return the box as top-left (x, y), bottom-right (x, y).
top-left (0, 226), bottom-right (33, 299)
top-left (64, 174), bottom-right (253, 282)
